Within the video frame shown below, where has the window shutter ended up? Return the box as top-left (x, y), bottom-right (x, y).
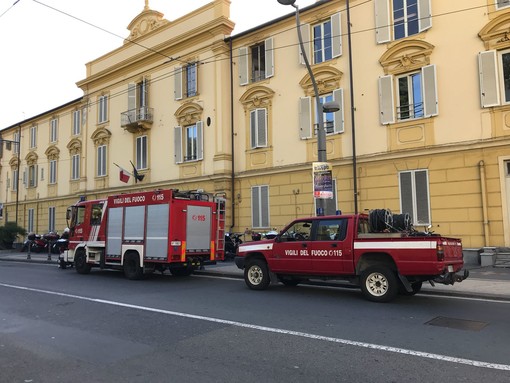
top-left (257, 109), bottom-right (267, 147)
top-left (333, 88), bottom-right (345, 133)
top-left (128, 83), bottom-right (136, 115)
top-left (174, 126), bottom-right (183, 164)
top-left (174, 66), bottom-right (183, 100)
top-left (196, 121), bottom-right (204, 161)
top-left (260, 185), bottom-right (269, 228)
top-left (422, 64), bottom-right (438, 117)
top-left (418, 0), bottom-right (432, 32)
top-left (399, 172), bottom-right (413, 220)
top-left (299, 23), bottom-right (310, 65)
top-left (34, 165), bottom-right (38, 187)
top-left (378, 75), bottom-right (395, 124)
top-left (374, 0), bottom-right (391, 44)
top-left (265, 38), bottom-right (274, 79)
top-left (299, 97), bottom-right (312, 139)
top-left (23, 168), bottom-right (27, 188)
top-left (252, 187), bottom-right (260, 228)
top-left (331, 12), bottom-right (342, 58)
top-left (478, 50), bottom-right (500, 108)
top-left (141, 78), bottom-right (149, 107)
top-left (239, 47), bottom-right (249, 86)
top-left (414, 170), bottom-right (430, 225)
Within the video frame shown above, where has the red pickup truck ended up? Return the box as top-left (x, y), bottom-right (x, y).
top-left (235, 214), bottom-right (468, 302)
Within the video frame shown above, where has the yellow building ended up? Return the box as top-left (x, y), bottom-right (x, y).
top-left (2, 0), bottom-right (510, 252)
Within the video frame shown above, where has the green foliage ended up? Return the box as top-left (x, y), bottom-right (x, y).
top-left (0, 222), bottom-right (26, 250)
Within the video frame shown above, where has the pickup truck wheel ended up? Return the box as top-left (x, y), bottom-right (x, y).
top-left (245, 259), bottom-right (270, 290)
top-left (123, 253), bottom-right (144, 280)
top-left (360, 266), bottom-right (398, 302)
top-left (75, 251), bottom-right (91, 275)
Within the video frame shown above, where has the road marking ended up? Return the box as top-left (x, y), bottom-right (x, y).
top-left (1, 282), bottom-right (509, 372)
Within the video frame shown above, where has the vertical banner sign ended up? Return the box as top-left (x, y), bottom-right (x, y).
top-left (313, 162), bottom-right (333, 199)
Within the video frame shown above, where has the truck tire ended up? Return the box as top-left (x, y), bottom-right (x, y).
top-left (75, 250), bottom-right (91, 275)
top-left (123, 252), bottom-right (144, 280)
top-left (245, 259), bottom-right (270, 290)
top-left (360, 265), bottom-right (398, 302)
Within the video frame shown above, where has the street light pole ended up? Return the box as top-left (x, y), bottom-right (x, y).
top-left (278, 0), bottom-right (339, 216)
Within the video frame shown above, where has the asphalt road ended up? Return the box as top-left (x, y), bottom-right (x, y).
top-left (1, 261), bottom-right (509, 383)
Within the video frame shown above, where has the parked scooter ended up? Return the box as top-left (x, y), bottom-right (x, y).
top-left (224, 233), bottom-right (243, 260)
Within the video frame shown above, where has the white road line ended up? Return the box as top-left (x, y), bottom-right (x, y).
top-left (1, 282), bottom-right (509, 372)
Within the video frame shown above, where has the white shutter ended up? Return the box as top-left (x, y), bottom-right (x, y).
top-left (299, 97), bottom-right (312, 139)
top-left (265, 38), bottom-right (274, 79)
top-left (174, 66), bottom-right (183, 100)
top-left (239, 47), bottom-right (249, 86)
top-left (378, 75), bottom-right (395, 124)
top-left (374, 0), bottom-right (391, 44)
top-left (141, 78), bottom-right (149, 107)
top-left (418, 0), bottom-right (432, 32)
top-left (299, 23), bottom-right (310, 65)
top-left (174, 126), bottom-right (183, 164)
top-left (128, 83), bottom-right (136, 113)
top-left (251, 187), bottom-right (260, 228)
top-left (333, 89), bottom-right (345, 134)
top-left (257, 109), bottom-right (267, 147)
top-left (196, 121), bottom-right (204, 160)
top-left (414, 170), bottom-right (430, 225)
top-left (478, 50), bottom-right (500, 108)
top-left (422, 64), bottom-right (438, 117)
top-left (34, 165), bottom-right (38, 187)
top-left (331, 13), bottom-right (342, 58)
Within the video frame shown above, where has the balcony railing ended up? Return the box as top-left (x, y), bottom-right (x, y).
top-left (121, 106), bottom-right (154, 128)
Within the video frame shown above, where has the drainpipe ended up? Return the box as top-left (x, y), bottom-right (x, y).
top-left (479, 160), bottom-right (489, 247)
top-left (229, 37), bottom-right (236, 233)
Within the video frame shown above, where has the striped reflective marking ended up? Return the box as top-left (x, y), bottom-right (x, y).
top-left (238, 243), bottom-right (274, 253)
top-left (181, 241), bottom-right (186, 262)
top-left (210, 241), bottom-right (215, 261)
top-left (354, 241), bottom-right (437, 250)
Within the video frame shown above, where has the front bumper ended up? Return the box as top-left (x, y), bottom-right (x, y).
top-left (432, 269), bottom-right (469, 285)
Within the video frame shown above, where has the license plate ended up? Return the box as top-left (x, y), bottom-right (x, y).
top-left (448, 265), bottom-right (454, 272)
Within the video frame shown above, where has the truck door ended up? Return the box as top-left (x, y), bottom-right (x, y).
top-left (271, 220), bottom-right (313, 273)
top-left (310, 218), bottom-right (349, 274)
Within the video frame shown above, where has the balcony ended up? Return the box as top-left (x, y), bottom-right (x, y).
top-left (121, 106), bottom-right (154, 132)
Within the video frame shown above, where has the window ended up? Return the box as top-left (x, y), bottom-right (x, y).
top-left (12, 169), bottom-right (18, 191)
top-left (126, 78), bottom-right (151, 123)
top-left (280, 220), bottom-right (312, 241)
top-left (48, 207), bottom-right (56, 232)
top-left (97, 145), bottom-right (107, 177)
top-left (479, 49), bottom-right (510, 107)
top-left (90, 203), bottom-right (103, 226)
top-left (399, 169), bottom-right (430, 225)
top-left (28, 165), bottom-right (38, 188)
top-left (28, 208), bottom-right (34, 233)
top-left (250, 108), bottom-right (267, 149)
top-left (239, 38), bottom-right (274, 85)
top-left (396, 71), bottom-right (423, 120)
top-left (378, 65), bottom-right (437, 124)
top-left (71, 154), bottom-right (80, 180)
top-left (315, 219), bottom-right (347, 241)
top-left (497, 0), bottom-right (510, 10)
top-left (299, 13), bottom-right (341, 66)
top-left (98, 95), bottom-right (108, 123)
top-left (136, 135), bottom-right (148, 170)
top-left (174, 122), bottom-right (203, 163)
top-left (374, 0), bottom-right (432, 44)
top-left (299, 89), bottom-right (344, 138)
top-left (73, 110), bottom-right (81, 135)
top-left (252, 185), bottom-right (269, 228)
top-left (174, 63), bottom-right (198, 100)
top-left (30, 126), bottom-right (37, 149)
top-left (49, 160), bottom-right (57, 184)
top-left (50, 118), bottom-right (58, 143)
top-left (13, 132), bottom-right (20, 154)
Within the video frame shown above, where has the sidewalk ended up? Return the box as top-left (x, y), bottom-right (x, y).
top-left (1, 250), bottom-right (509, 301)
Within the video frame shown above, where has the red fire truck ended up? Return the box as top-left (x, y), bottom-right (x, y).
top-left (59, 189), bottom-right (226, 279)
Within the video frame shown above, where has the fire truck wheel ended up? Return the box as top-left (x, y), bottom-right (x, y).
top-left (245, 259), bottom-right (270, 290)
top-left (360, 265), bottom-right (398, 303)
top-left (124, 252), bottom-right (144, 280)
top-left (75, 251), bottom-right (91, 275)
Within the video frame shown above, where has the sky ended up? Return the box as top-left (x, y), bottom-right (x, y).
top-left (0, 0), bottom-right (316, 129)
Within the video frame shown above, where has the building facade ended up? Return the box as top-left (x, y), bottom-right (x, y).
top-left (2, 0), bottom-right (510, 250)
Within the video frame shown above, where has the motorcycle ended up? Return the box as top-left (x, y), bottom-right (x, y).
top-left (224, 233), bottom-right (243, 260)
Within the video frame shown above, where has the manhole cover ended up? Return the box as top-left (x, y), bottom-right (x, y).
top-left (426, 316), bottom-right (488, 331)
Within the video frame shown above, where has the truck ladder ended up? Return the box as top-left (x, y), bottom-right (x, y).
top-left (215, 196), bottom-right (226, 260)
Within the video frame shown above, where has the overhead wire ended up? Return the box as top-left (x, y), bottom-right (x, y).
top-left (0, 0), bottom-right (21, 20)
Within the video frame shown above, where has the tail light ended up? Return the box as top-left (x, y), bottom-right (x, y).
top-left (437, 242), bottom-right (444, 261)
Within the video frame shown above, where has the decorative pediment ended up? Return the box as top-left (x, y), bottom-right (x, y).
top-left (67, 138), bottom-right (82, 155)
top-left (8, 157), bottom-right (19, 170)
top-left (239, 85), bottom-right (275, 110)
top-left (44, 145), bottom-right (60, 160)
top-left (25, 151), bottom-right (38, 166)
top-left (125, 2), bottom-right (169, 43)
top-left (91, 127), bottom-right (112, 146)
top-left (479, 12), bottom-right (510, 50)
top-left (175, 102), bottom-right (203, 126)
top-left (379, 40), bottom-right (434, 75)
top-left (299, 66), bottom-right (343, 97)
